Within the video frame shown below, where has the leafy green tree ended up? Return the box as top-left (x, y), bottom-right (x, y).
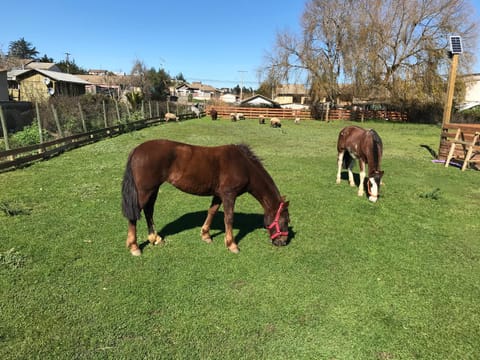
top-left (38, 54), bottom-right (54, 62)
top-left (8, 37), bottom-right (39, 59)
top-left (175, 72), bottom-right (186, 82)
top-left (56, 59), bottom-right (88, 74)
top-left (145, 67), bottom-right (172, 101)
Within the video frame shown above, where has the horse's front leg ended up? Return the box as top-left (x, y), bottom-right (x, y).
top-left (222, 196), bottom-right (239, 253)
top-left (336, 151), bottom-right (344, 184)
top-left (358, 161), bottom-right (366, 197)
top-left (126, 220), bottom-right (141, 256)
top-left (201, 196), bottom-right (222, 243)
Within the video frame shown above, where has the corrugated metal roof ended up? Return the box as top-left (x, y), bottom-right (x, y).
top-left (7, 68), bottom-right (90, 84)
top-left (7, 69), bottom-right (30, 80)
top-left (37, 69), bottom-right (91, 84)
top-left (26, 62), bottom-right (59, 71)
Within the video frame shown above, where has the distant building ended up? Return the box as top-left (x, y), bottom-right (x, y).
top-left (219, 93), bottom-right (237, 103)
top-left (174, 82), bottom-right (219, 102)
top-left (8, 68), bottom-right (90, 102)
top-left (274, 84), bottom-right (309, 105)
top-left (457, 73), bottom-right (480, 110)
top-left (463, 73), bottom-right (480, 102)
top-left (77, 74), bottom-right (125, 97)
top-left (239, 94), bottom-right (280, 108)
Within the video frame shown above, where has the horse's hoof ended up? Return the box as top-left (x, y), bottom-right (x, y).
top-left (202, 237), bottom-right (213, 244)
top-left (228, 246), bottom-right (240, 254)
top-left (336, 179), bottom-right (341, 184)
top-left (130, 249), bottom-right (142, 256)
top-left (149, 234), bottom-right (163, 245)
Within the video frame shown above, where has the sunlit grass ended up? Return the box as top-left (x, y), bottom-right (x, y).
top-left (1, 118), bottom-right (479, 359)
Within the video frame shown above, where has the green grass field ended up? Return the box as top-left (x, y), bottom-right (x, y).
top-left (1, 118), bottom-right (479, 359)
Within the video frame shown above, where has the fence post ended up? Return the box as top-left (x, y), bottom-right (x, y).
top-left (78, 102), bottom-right (87, 132)
top-left (50, 104), bottom-right (64, 137)
top-left (35, 102), bottom-right (44, 146)
top-left (102, 101), bottom-right (108, 128)
top-left (148, 101), bottom-right (152, 118)
top-left (0, 105), bottom-right (10, 150)
top-left (126, 103), bottom-right (131, 120)
top-left (115, 99), bottom-right (121, 123)
top-left (156, 101), bottom-right (160, 117)
top-left (141, 101), bottom-right (145, 119)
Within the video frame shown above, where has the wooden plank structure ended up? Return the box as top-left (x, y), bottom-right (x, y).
top-left (206, 105), bottom-right (407, 122)
top-left (438, 123), bottom-right (480, 170)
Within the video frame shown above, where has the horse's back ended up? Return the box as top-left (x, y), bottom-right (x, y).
top-left (337, 126), bottom-right (368, 152)
top-left (130, 139), bottom-right (251, 196)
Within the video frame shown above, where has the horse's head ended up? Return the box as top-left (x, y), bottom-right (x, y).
top-left (265, 199), bottom-right (290, 246)
top-left (368, 170), bottom-right (384, 202)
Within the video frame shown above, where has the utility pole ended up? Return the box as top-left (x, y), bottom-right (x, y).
top-left (65, 52), bottom-right (71, 73)
top-left (238, 70), bottom-right (247, 100)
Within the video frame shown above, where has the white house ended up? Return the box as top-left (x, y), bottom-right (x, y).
top-left (458, 73), bottom-right (480, 110)
top-left (219, 93), bottom-right (237, 103)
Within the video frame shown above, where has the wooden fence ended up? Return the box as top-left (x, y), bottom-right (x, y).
top-left (206, 105), bottom-right (407, 122)
top-left (0, 112), bottom-right (202, 172)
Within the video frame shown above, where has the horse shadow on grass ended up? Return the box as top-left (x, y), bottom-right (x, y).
top-left (139, 210), bottom-right (295, 250)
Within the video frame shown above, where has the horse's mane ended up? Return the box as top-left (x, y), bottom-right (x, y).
top-left (369, 129), bottom-right (383, 147)
top-left (236, 143), bottom-right (264, 167)
top-left (369, 129), bottom-right (383, 166)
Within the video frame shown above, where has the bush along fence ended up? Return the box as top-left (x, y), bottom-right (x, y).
top-left (0, 97), bottom-right (202, 172)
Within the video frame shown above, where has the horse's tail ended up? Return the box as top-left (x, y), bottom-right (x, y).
top-left (121, 153), bottom-right (141, 221)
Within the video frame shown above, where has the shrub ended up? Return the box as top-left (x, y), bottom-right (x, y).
top-left (9, 123), bottom-right (50, 148)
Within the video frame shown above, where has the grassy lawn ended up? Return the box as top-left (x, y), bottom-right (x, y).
top-left (1, 118), bottom-right (479, 359)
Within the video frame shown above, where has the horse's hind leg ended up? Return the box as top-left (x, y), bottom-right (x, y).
top-left (201, 196), bottom-right (222, 244)
top-left (126, 220), bottom-right (141, 256)
top-left (142, 188), bottom-right (163, 246)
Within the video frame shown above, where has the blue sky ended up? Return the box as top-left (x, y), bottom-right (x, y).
top-left (2, 0), bottom-right (480, 89)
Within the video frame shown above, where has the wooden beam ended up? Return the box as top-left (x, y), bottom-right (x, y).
top-left (442, 54), bottom-right (459, 126)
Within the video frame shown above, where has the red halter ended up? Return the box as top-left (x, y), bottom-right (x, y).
top-left (267, 202), bottom-right (289, 240)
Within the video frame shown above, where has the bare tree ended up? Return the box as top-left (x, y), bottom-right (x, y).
top-left (263, 0), bottom-right (478, 106)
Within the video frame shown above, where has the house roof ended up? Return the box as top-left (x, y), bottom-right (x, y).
top-left (26, 62), bottom-right (60, 71)
top-left (240, 94), bottom-right (280, 107)
top-left (77, 74), bottom-right (126, 85)
top-left (7, 68), bottom-right (90, 85)
top-left (176, 82), bottom-right (218, 93)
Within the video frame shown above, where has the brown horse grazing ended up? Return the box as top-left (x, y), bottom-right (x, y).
top-left (336, 125), bottom-right (384, 202)
top-left (122, 139), bottom-right (290, 256)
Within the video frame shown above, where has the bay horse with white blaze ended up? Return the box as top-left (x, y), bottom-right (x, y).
top-left (336, 125), bottom-right (384, 202)
top-left (122, 139), bottom-right (290, 255)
